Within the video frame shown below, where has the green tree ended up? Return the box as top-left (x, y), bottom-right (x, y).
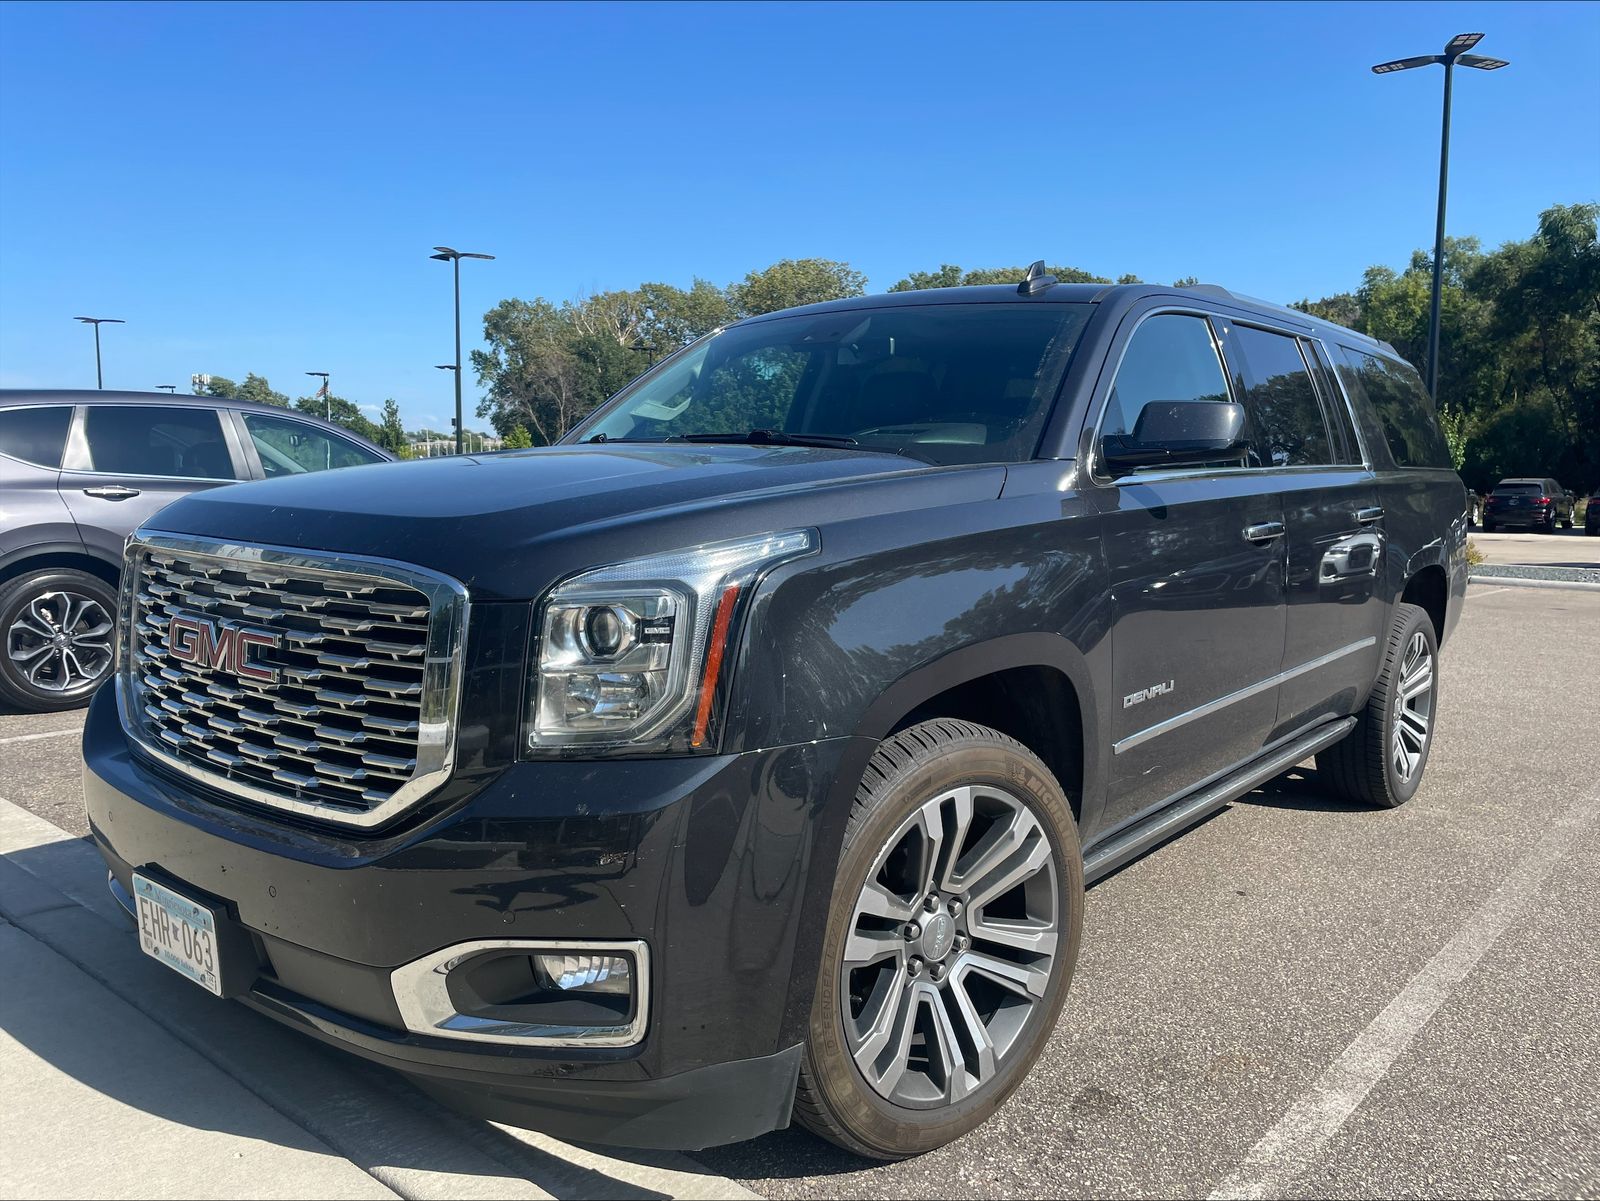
top-left (294, 392), bottom-right (382, 444)
top-left (732, 258), bottom-right (866, 315)
top-left (235, 373), bottom-right (290, 407)
top-left (503, 425), bottom-right (533, 449)
top-left (376, 399), bottom-right (407, 453)
top-left (195, 374), bottom-right (238, 398)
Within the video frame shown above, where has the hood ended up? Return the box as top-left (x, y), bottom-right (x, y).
top-left (146, 444), bottom-right (1002, 601)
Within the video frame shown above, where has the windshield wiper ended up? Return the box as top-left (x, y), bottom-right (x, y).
top-left (670, 429), bottom-right (859, 449)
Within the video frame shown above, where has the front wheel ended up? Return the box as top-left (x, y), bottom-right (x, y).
top-left (796, 719), bottom-right (1083, 1159)
top-left (1317, 602), bottom-right (1438, 808)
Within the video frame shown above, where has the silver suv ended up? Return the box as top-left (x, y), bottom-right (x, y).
top-left (0, 390), bottom-right (393, 711)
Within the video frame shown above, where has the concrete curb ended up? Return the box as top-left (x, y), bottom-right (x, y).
top-left (0, 798), bottom-right (758, 1201)
top-left (1468, 574), bottom-right (1600, 593)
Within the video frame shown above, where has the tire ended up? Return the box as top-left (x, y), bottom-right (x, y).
top-left (1482, 518), bottom-right (1495, 533)
top-left (795, 719), bottom-right (1083, 1159)
top-left (1316, 602), bottom-right (1438, 809)
top-left (0, 568), bottom-right (119, 712)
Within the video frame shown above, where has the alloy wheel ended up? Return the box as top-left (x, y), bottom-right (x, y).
top-left (5, 590), bottom-right (115, 694)
top-left (1390, 631), bottom-right (1434, 784)
top-left (839, 784), bottom-right (1059, 1109)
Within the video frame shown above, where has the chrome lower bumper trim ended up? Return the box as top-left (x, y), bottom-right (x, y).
top-left (390, 938), bottom-right (650, 1048)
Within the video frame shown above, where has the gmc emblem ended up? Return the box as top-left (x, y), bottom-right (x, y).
top-left (167, 614), bottom-right (281, 685)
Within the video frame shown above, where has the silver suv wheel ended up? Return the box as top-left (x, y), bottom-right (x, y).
top-left (841, 783), bottom-right (1060, 1108)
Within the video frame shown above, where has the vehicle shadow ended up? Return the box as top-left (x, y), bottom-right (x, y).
top-left (0, 840), bottom-right (675, 1200)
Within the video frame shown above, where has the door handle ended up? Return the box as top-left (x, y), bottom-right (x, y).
top-left (83, 486), bottom-right (142, 500)
top-left (1244, 521), bottom-right (1285, 543)
top-left (1356, 506), bottom-right (1385, 525)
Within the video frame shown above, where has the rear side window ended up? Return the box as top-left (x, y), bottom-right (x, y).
top-left (83, 406), bottom-right (238, 480)
top-left (1228, 325), bottom-right (1332, 467)
top-left (0, 405), bottom-right (72, 468)
top-left (1101, 314), bottom-right (1232, 440)
top-left (1334, 348), bottom-right (1453, 469)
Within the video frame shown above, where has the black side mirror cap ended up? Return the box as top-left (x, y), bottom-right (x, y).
top-left (1100, 400), bottom-right (1250, 473)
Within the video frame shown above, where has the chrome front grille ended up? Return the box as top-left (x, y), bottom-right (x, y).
top-left (119, 532), bottom-right (469, 828)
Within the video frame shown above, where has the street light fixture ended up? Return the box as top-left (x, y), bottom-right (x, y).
top-left (1373, 32), bottom-right (1509, 399)
top-left (155, 384), bottom-right (177, 393)
top-left (429, 246), bottom-right (494, 454)
top-left (74, 317), bottom-right (125, 389)
top-left (305, 371), bottom-right (331, 420)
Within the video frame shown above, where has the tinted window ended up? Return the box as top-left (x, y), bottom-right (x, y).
top-left (1101, 313), bottom-right (1233, 436)
top-left (1493, 482), bottom-right (1542, 496)
top-left (573, 303), bottom-right (1092, 466)
top-left (1229, 326), bottom-right (1332, 467)
top-left (1301, 340), bottom-right (1362, 464)
top-left (0, 405), bottom-right (72, 468)
top-left (1334, 348), bottom-right (1453, 469)
top-left (83, 406), bottom-right (237, 479)
top-left (244, 413), bottom-right (387, 477)
top-left (1100, 314), bottom-right (1245, 471)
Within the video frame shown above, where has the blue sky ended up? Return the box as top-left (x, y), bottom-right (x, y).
top-left (1, 1), bottom-right (1596, 430)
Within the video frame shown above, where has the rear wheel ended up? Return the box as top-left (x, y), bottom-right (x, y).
top-left (796, 719), bottom-right (1083, 1159)
top-left (0, 569), bottom-right (119, 712)
top-left (1317, 602), bottom-right (1438, 809)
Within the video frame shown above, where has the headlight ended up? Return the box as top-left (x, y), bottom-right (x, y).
top-left (525, 529), bottom-right (817, 754)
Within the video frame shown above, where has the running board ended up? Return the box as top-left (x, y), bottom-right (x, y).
top-left (1082, 717), bottom-right (1357, 882)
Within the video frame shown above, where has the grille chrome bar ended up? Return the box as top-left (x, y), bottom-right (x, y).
top-left (117, 530), bottom-right (469, 829)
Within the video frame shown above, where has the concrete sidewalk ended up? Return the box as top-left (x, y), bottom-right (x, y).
top-left (0, 799), bottom-right (756, 1201)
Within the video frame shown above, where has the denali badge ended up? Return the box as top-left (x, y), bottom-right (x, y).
top-left (167, 614), bottom-right (281, 685)
top-left (1123, 680), bottom-right (1174, 708)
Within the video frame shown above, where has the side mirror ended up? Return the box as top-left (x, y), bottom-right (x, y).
top-left (1100, 400), bottom-right (1249, 473)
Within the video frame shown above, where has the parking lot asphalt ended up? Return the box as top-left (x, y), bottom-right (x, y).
top-left (1, 581), bottom-right (1595, 1199)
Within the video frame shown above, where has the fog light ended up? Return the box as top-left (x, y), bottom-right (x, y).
top-left (534, 951), bottom-right (631, 994)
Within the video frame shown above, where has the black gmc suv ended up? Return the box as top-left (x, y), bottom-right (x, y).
top-left (83, 275), bottom-right (1467, 1159)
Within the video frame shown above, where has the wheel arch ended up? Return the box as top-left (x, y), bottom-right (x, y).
top-left (1401, 562), bottom-right (1448, 646)
top-left (851, 633), bottom-right (1099, 825)
top-left (0, 544), bottom-right (122, 591)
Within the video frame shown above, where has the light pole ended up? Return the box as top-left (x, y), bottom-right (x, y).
top-left (156, 384), bottom-right (177, 393)
top-left (1373, 32), bottom-right (1509, 399)
top-left (74, 317), bottom-right (124, 389)
top-left (429, 246), bottom-right (494, 454)
top-left (434, 364), bottom-right (457, 454)
top-left (305, 371), bottom-right (330, 420)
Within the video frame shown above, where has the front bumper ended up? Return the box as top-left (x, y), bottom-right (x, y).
top-left (83, 685), bottom-right (869, 1148)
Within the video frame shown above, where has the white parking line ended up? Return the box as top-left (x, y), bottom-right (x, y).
top-left (1468, 586), bottom-right (1507, 599)
top-left (1208, 795), bottom-right (1598, 1200)
top-left (0, 729), bottom-right (82, 747)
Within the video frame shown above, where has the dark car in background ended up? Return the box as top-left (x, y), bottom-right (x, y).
top-left (0, 390), bottom-right (393, 711)
top-left (1587, 489), bottom-right (1600, 536)
top-left (1480, 477), bottom-right (1574, 533)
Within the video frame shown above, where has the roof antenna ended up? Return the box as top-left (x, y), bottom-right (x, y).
top-left (1018, 260), bottom-right (1058, 296)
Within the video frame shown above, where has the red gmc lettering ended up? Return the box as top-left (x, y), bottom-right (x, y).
top-left (166, 615), bottom-right (279, 684)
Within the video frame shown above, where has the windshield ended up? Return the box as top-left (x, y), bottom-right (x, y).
top-left (566, 302), bottom-right (1091, 465)
top-left (1493, 483), bottom-right (1543, 495)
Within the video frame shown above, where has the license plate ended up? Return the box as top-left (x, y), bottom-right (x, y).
top-left (133, 873), bottom-right (224, 996)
